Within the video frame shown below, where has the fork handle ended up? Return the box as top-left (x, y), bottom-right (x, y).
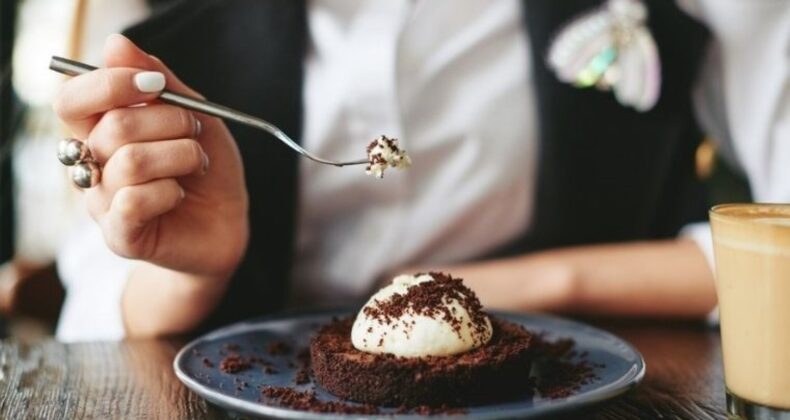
top-left (49, 56), bottom-right (368, 167)
top-left (50, 56), bottom-right (268, 131)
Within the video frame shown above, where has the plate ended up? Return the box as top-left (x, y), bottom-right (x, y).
top-left (174, 310), bottom-right (645, 419)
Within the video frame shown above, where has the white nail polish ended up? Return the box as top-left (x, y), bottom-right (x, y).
top-left (134, 71), bottom-right (166, 93)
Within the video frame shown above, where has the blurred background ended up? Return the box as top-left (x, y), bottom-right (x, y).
top-left (0, 0), bottom-right (163, 341)
top-left (0, 0), bottom-right (752, 342)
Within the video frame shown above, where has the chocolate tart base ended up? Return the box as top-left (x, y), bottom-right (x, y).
top-left (310, 317), bottom-right (533, 407)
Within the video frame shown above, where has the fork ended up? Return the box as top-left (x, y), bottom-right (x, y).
top-left (49, 56), bottom-right (369, 167)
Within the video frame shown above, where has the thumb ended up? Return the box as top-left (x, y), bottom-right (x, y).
top-left (103, 34), bottom-right (200, 97)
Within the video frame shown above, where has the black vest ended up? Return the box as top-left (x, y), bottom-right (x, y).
top-left (0, 0), bottom-right (20, 264)
top-left (125, 0), bottom-right (709, 330)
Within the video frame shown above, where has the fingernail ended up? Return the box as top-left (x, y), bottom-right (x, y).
top-left (134, 71), bottom-right (165, 93)
top-left (179, 187), bottom-right (186, 200)
top-left (193, 118), bottom-right (203, 138)
top-left (201, 152), bottom-right (210, 174)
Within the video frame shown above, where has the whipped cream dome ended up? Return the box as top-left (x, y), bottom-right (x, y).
top-left (351, 273), bottom-right (493, 357)
top-left (365, 135), bottom-right (412, 178)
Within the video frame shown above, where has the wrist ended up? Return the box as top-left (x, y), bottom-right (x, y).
top-left (121, 263), bottom-right (235, 337)
top-left (167, 268), bottom-right (233, 301)
top-left (516, 252), bottom-right (579, 312)
top-left (194, 214), bottom-right (249, 281)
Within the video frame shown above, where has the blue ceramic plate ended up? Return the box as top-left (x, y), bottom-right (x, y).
top-left (174, 311), bottom-right (645, 419)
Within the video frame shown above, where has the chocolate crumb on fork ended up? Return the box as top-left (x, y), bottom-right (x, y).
top-left (365, 135), bottom-right (412, 178)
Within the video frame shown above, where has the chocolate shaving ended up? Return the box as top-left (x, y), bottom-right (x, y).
top-left (261, 387), bottom-right (380, 415)
top-left (233, 378), bottom-right (250, 392)
top-left (529, 334), bottom-right (601, 399)
top-left (267, 340), bottom-right (292, 356)
top-left (219, 355), bottom-right (250, 374)
top-left (296, 348), bottom-right (311, 363)
top-left (294, 366), bottom-right (311, 385)
top-left (396, 405), bottom-right (468, 415)
top-left (248, 356), bottom-right (273, 366)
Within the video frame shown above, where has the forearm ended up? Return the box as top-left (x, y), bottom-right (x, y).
top-left (450, 239), bottom-right (717, 318)
top-left (121, 263), bottom-right (232, 337)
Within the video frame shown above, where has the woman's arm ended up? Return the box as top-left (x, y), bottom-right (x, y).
top-left (441, 238), bottom-right (716, 318)
top-left (53, 35), bottom-right (249, 339)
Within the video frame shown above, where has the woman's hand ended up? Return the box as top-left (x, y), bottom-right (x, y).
top-left (54, 34), bottom-right (248, 280)
top-left (53, 35), bottom-right (249, 336)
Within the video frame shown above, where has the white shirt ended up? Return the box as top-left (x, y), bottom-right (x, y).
top-left (51, 0), bottom-right (790, 341)
top-left (678, 0), bottom-right (790, 270)
top-left (291, 0), bottom-right (534, 306)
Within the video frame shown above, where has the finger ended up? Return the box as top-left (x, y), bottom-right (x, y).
top-left (102, 139), bottom-right (209, 192)
top-left (100, 178), bottom-right (185, 259)
top-left (84, 183), bottom-right (114, 224)
top-left (103, 34), bottom-right (200, 98)
top-left (53, 33), bottom-right (202, 139)
top-left (88, 104), bottom-right (202, 163)
top-left (53, 67), bottom-right (166, 139)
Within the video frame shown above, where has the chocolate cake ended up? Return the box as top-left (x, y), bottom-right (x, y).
top-left (191, 271), bottom-right (601, 414)
top-left (310, 316), bottom-right (533, 407)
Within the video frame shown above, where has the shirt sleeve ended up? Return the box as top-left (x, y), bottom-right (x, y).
top-left (682, 0), bottom-right (790, 200)
top-left (678, 221), bottom-right (719, 325)
top-left (677, 0), bottom-right (790, 326)
top-left (55, 218), bottom-right (134, 342)
top-left (679, 221), bottom-right (714, 270)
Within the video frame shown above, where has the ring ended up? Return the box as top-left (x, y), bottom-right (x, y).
top-left (72, 161), bottom-right (101, 189)
top-left (57, 138), bottom-right (101, 188)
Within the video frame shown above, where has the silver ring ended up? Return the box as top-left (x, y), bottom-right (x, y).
top-left (57, 138), bottom-right (101, 188)
top-left (57, 138), bottom-right (89, 166)
top-left (72, 161), bottom-right (101, 188)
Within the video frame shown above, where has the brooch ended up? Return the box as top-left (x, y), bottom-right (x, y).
top-left (547, 0), bottom-right (660, 112)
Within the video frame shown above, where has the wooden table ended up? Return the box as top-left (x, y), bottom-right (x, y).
top-left (0, 319), bottom-right (725, 419)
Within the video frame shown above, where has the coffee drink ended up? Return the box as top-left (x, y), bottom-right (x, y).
top-left (711, 204), bottom-right (790, 416)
